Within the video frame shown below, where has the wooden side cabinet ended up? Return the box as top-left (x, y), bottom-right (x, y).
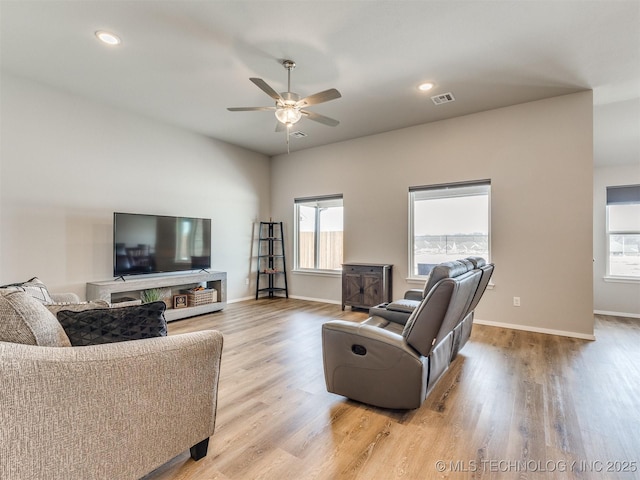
top-left (342, 263), bottom-right (393, 310)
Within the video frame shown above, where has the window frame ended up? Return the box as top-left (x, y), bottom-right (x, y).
top-left (605, 184), bottom-right (640, 281)
top-left (408, 180), bottom-right (491, 280)
top-left (293, 194), bottom-right (344, 274)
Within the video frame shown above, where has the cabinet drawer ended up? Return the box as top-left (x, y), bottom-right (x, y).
top-left (344, 265), bottom-right (383, 274)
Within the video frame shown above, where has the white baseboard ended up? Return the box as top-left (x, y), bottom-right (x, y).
top-left (230, 295), bottom-right (342, 305)
top-left (593, 310), bottom-right (640, 319)
top-left (289, 295), bottom-right (341, 305)
top-left (473, 318), bottom-right (596, 341)
top-left (229, 296), bottom-right (601, 340)
top-left (227, 295), bottom-right (254, 304)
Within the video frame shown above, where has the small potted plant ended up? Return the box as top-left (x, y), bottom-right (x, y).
top-left (140, 288), bottom-right (164, 304)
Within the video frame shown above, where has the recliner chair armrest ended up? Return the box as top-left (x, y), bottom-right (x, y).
top-left (322, 320), bottom-right (426, 409)
top-left (368, 305), bottom-right (412, 325)
top-left (322, 319), bottom-right (415, 353)
top-left (404, 289), bottom-right (423, 301)
top-left (322, 320), bottom-right (423, 376)
top-left (0, 331), bottom-right (223, 480)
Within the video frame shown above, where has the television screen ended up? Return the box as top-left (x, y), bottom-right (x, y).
top-left (113, 212), bottom-right (211, 277)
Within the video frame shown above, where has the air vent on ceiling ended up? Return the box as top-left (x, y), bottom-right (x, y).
top-left (290, 131), bottom-right (307, 138)
top-left (431, 92), bottom-right (455, 105)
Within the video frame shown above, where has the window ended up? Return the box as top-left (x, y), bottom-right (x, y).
top-left (175, 217), bottom-right (207, 263)
top-left (294, 195), bottom-right (344, 271)
top-left (409, 180), bottom-right (490, 278)
top-left (607, 185), bottom-right (640, 278)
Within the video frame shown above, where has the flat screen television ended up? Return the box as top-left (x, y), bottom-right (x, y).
top-left (113, 212), bottom-right (211, 277)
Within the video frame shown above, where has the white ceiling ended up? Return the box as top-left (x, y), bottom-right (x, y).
top-left (1, 1), bottom-right (639, 163)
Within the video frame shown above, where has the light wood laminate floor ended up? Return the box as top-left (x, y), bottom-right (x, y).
top-left (142, 298), bottom-right (640, 480)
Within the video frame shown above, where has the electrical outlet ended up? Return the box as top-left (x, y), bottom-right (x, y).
top-left (513, 296), bottom-right (521, 307)
top-left (245, 278), bottom-right (249, 285)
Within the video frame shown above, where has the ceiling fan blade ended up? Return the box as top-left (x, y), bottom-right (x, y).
top-left (297, 88), bottom-right (341, 108)
top-left (300, 109), bottom-right (340, 127)
top-left (227, 106), bottom-right (276, 112)
top-left (250, 78), bottom-right (284, 102)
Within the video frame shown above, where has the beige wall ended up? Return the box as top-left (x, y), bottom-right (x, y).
top-left (0, 73), bottom-right (270, 300)
top-left (0, 75), bottom-right (597, 336)
top-left (272, 92), bottom-right (594, 338)
top-left (593, 164), bottom-right (640, 317)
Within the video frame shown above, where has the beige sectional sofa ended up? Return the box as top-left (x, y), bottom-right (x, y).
top-left (0, 288), bottom-right (223, 480)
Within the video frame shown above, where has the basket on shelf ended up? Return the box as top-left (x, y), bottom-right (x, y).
top-left (185, 288), bottom-right (217, 307)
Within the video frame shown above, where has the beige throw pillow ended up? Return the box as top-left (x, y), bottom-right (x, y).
top-left (0, 276), bottom-right (55, 303)
top-left (45, 300), bottom-right (110, 317)
top-left (0, 289), bottom-right (71, 347)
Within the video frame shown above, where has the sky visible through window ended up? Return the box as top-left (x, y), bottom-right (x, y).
top-left (414, 195), bottom-right (488, 235)
top-left (413, 194), bottom-right (489, 274)
top-left (299, 206), bottom-right (343, 232)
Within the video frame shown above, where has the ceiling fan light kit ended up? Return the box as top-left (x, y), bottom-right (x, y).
top-left (274, 107), bottom-right (302, 126)
top-left (228, 59), bottom-right (341, 151)
top-left (274, 94), bottom-right (303, 126)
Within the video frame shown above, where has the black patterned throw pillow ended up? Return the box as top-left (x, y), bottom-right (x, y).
top-left (56, 301), bottom-right (167, 346)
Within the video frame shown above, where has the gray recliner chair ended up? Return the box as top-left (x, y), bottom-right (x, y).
top-left (369, 256), bottom-right (493, 326)
top-left (322, 258), bottom-right (493, 409)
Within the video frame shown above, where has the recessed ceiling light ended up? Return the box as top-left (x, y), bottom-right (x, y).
top-left (95, 31), bottom-right (121, 46)
top-left (418, 82), bottom-right (435, 92)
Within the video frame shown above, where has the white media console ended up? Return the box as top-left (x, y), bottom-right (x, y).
top-left (86, 271), bottom-right (227, 322)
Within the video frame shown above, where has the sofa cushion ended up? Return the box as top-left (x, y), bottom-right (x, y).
top-left (49, 292), bottom-right (82, 303)
top-left (0, 277), bottom-right (54, 303)
top-left (0, 289), bottom-right (71, 347)
top-left (56, 301), bottom-right (168, 346)
top-left (45, 300), bottom-right (110, 317)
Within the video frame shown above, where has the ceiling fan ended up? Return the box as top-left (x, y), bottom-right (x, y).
top-left (227, 59), bottom-right (341, 151)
